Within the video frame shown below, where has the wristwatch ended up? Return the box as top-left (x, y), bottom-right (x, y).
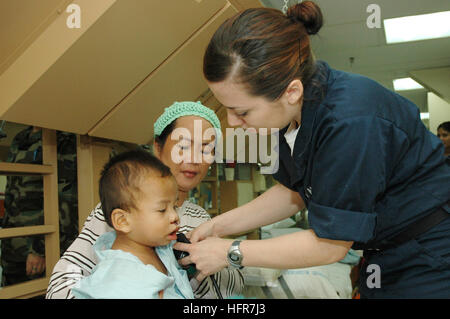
top-left (227, 240), bottom-right (244, 269)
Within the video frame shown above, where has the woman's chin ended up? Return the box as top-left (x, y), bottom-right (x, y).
top-left (177, 180), bottom-right (198, 193)
top-left (175, 172), bottom-right (208, 192)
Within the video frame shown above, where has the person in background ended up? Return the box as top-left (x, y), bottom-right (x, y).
top-left (437, 121), bottom-right (450, 158)
top-left (71, 150), bottom-right (193, 299)
top-left (47, 101), bottom-right (244, 299)
top-left (1, 126), bottom-right (78, 286)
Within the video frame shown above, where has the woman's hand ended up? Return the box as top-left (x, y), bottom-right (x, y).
top-left (174, 237), bottom-right (233, 281)
top-left (187, 219), bottom-right (216, 243)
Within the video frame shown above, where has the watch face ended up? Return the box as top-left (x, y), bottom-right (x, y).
top-left (230, 254), bottom-right (239, 262)
top-left (228, 241), bottom-right (243, 267)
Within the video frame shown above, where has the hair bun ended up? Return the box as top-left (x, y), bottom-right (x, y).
top-left (286, 1), bottom-right (323, 35)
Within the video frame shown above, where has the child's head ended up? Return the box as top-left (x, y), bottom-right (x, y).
top-left (99, 150), bottom-right (180, 246)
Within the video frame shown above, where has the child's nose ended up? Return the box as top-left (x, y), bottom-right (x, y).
top-left (170, 208), bottom-right (180, 224)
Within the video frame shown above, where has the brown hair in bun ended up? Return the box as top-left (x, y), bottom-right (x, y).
top-left (286, 1), bottom-right (323, 35)
top-left (203, 1), bottom-right (323, 101)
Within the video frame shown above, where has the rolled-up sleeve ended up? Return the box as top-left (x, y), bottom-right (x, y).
top-left (308, 201), bottom-right (376, 242)
top-left (308, 115), bottom-right (406, 243)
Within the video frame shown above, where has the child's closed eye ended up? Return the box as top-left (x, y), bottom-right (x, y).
top-left (158, 204), bottom-right (178, 213)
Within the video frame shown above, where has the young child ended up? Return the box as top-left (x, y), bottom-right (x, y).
top-left (71, 150), bottom-right (194, 299)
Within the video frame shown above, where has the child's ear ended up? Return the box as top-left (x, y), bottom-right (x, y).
top-left (111, 208), bottom-right (132, 233)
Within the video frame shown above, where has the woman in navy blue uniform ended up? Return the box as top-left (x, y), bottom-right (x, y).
top-left (174, 1), bottom-right (450, 298)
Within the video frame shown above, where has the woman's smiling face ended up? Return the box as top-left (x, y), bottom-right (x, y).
top-left (154, 116), bottom-right (215, 195)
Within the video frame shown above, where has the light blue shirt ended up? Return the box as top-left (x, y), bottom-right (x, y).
top-left (71, 231), bottom-right (194, 299)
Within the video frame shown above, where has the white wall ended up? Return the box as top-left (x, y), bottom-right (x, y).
top-left (428, 92), bottom-right (450, 135)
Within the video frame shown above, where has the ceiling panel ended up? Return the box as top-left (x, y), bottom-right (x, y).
top-left (410, 67), bottom-right (450, 103)
top-left (88, 4), bottom-right (238, 144)
top-left (261, 0), bottom-right (450, 112)
top-left (312, 22), bottom-right (380, 51)
top-left (262, 0), bottom-right (450, 23)
top-left (1, 0), bottom-right (227, 135)
top-left (0, 0), bottom-right (71, 74)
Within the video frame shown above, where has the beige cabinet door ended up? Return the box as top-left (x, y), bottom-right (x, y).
top-left (1, 0), bottom-right (227, 135)
top-left (89, 3), bottom-right (237, 144)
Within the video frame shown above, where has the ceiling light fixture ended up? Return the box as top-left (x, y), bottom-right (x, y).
top-left (384, 11), bottom-right (450, 44)
top-left (393, 78), bottom-right (424, 91)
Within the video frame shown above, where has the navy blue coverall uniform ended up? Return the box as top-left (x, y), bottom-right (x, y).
top-left (273, 61), bottom-right (450, 298)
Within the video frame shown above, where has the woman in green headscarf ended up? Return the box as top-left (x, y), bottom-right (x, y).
top-left (47, 101), bottom-right (243, 299)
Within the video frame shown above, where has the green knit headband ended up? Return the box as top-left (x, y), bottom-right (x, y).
top-left (154, 101), bottom-right (222, 140)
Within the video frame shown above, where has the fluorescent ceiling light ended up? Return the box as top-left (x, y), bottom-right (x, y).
top-left (420, 113), bottom-right (430, 120)
top-left (393, 78), bottom-right (424, 91)
top-left (384, 11), bottom-right (450, 44)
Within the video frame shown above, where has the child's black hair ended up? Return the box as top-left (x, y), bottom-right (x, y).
top-left (99, 149), bottom-right (172, 228)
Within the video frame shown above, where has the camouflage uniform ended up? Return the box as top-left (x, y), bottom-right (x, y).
top-left (1, 127), bottom-right (78, 286)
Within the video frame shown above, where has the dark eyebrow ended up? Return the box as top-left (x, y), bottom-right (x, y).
top-left (225, 105), bottom-right (247, 110)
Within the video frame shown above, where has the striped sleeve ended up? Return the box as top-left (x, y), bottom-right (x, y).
top-left (179, 202), bottom-right (245, 299)
top-left (46, 203), bottom-right (112, 299)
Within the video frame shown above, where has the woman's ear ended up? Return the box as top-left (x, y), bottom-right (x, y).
top-left (284, 79), bottom-right (304, 105)
top-left (111, 208), bottom-right (132, 233)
